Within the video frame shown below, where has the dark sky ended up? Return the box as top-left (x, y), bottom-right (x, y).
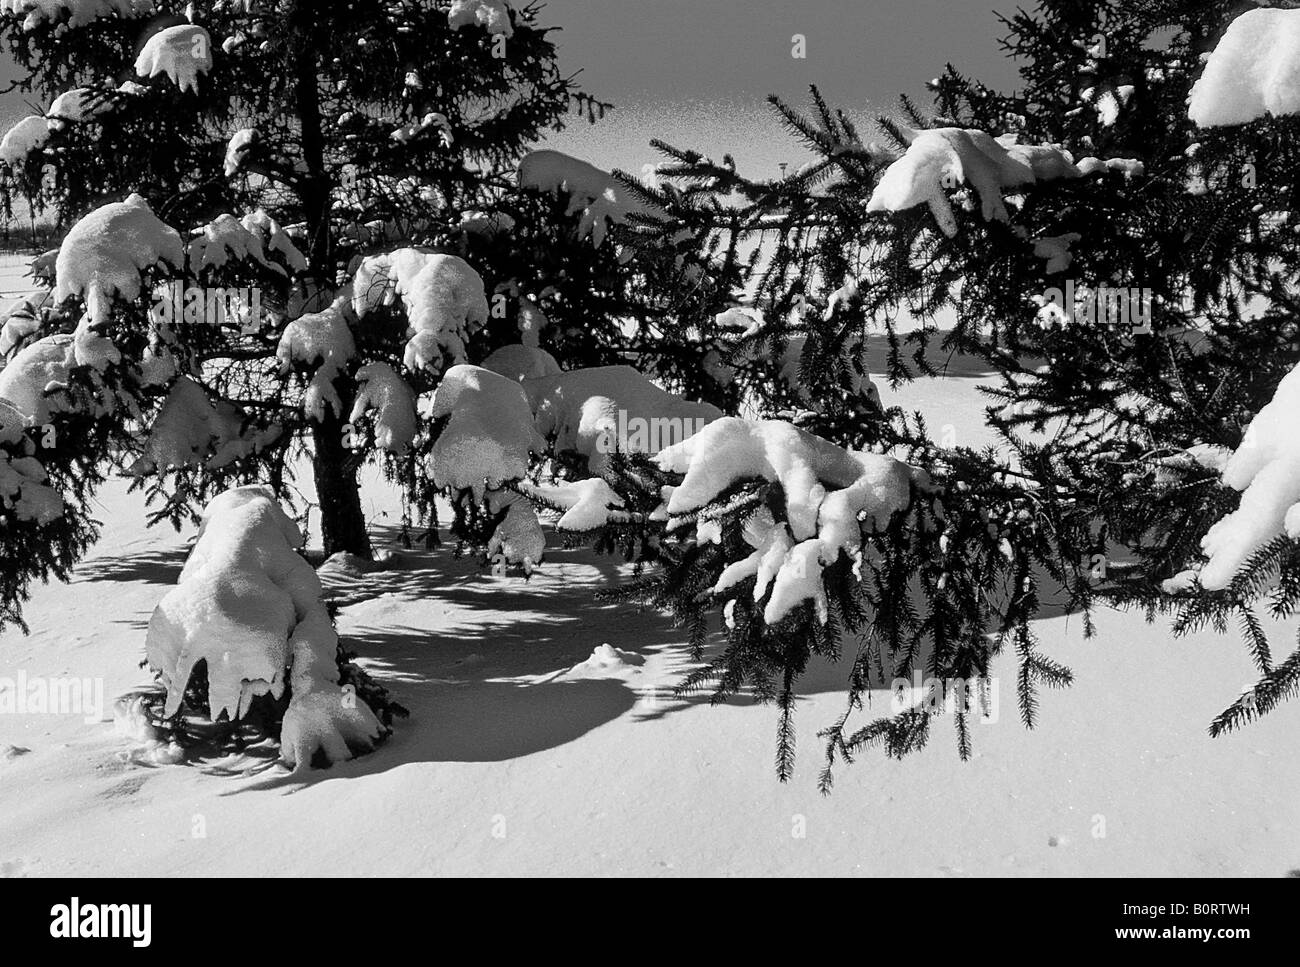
top-left (0, 1), bottom-right (1022, 178)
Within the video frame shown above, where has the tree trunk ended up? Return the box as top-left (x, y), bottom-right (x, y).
top-left (290, 0), bottom-right (371, 559)
top-left (312, 408), bottom-right (372, 558)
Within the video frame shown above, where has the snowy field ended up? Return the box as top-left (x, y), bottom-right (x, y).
top-left (0, 250), bottom-right (1295, 879)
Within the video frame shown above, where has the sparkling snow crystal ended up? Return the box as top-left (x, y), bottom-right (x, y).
top-left (1189, 8), bottom-right (1300, 128)
top-left (145, 486), bottom-right (384, 769)
top-left (134, 23), bottom-right (213, 94)
top-left (1199, 361), bottom-right (1300, 591)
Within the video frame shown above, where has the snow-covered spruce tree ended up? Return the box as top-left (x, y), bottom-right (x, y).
top-left (894, 0), bottom-right (1300, 736)
top-left (144, 485), bottom-right (388, 768)
top-left (531, 0), bottom-right (1300, 782)
top-left (0, 0), bottom-right (592, 564)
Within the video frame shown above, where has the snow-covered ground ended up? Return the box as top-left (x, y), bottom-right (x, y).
top-left (0, 254), bottom-right (1296, 877)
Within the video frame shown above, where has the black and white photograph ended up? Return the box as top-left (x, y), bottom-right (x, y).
top-left (0, 0), bottom-right (1294, 909)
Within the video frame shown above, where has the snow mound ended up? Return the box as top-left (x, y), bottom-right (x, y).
top-left (429, 364), bottom-right (541, 498)
top-left (113, 694), bottom-right (185, 765)
top-left (1189, 8), bottom-right (1300, 127)
top-left (481, 343), bottom-right (560, 383)
top-left (526, 365), bottom-right (722, 472)
top-left (350, 362), bottom-right (417, 454)
top-left (1200, 361), bottom-right (1300, 590)
top-left (0, 0), bottom-right (152, 31)
top-left (128, 376), bottom-right (280, 476)
top-left (518, 149), bottom-right (661, 247)
top-left (134, 23), bottom-right (212, 94)
top-left (145, 486), bottom-right (384, 769)
top-left (556, 643), bottom-right (645, 680)
top-left (867, 127), bottom-right (1079, 237)
top-left (998, 136), bottom-right (1082, 180)
top-left (352, 249), bottom-right (488, 373)
top-left (276, 298), bottom-right (356, 422)
top-left (53, 193), bottom-right (184, 327)
top-left (447, 0), bottom-right (513, 36)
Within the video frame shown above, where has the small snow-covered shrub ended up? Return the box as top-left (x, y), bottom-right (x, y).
top-left (145, 486), bottom-right (397, 769)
